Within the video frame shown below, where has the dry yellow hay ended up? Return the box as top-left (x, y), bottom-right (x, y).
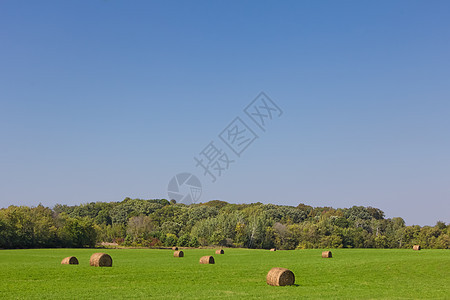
top-left (89, 253), bottom-right (112, 267)
top-left (322, 251), bottom-right (332, 258)
top-left (215, 249), bottom-right (224, 254)
top-left (266, 267), bottom-right (295, 286)
top-left (270, 248), bottom-right (276, 251)
top-left (174, 250), bottom-right (184, 257)
top-left (413, 245), bottom-right (421, 251)
top-left (199, 256), bottom-right (215, 264)
top-left (172, 246), bottom-right (178, 251)
top-left (61, 256), bottom-right (79, 265)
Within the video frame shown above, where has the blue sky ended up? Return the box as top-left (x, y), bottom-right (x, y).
top-left (1, 1), bottom-right (449, 226)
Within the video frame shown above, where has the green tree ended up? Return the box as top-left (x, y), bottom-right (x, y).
top-left (58, 215), bottom-right (97, 247)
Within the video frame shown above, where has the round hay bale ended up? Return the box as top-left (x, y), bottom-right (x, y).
top-left (215, 249), bottom-right (224, 254)
top-left (322, 251), bottom-right (332, 258)
top-left (266, 267), bottom-right (295, 286)
top-left (199, 255), bottom-right (215, 264)
top-left (172, 246), bottom-right (178, 251)
top-left (61, 256), bottom-right (79, 265)
top-left (174, 250), bottom-right (184, 257)
top-left (413, 245), bottom-right (421, 251)
top-left (89, 253), bottom-right (112, 267)
top-left (270, 248), bottom-right (276, 251)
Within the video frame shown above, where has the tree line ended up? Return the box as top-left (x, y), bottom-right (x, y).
top-left (0, 198), bottom-right (448, 249)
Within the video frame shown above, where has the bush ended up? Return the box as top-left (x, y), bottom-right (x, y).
top-left (189, 237), bottom-right (200, 248)
top-left (164, 233), bottom-right (178, 247)
top-left (177, 234), bottom-right (190, 247)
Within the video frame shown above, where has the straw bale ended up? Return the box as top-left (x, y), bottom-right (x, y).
top-left (90, 253), bottom-right (112, 267)
top-left (266, 267), bottom-right (295, 286)
top-left (322, 251), bottom-right (332, 258)
top-left (174, 250), bottom-right (184, 257)
top-left (61, 256), bottom-right (78, 265)
top-left (199, 256), bottom-right (215, 264)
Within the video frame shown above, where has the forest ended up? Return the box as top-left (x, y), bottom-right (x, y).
top-left (0, 198), bottom-right (448, 249)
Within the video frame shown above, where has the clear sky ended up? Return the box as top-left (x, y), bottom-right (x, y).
top-left (1, 1), bottom-right (449, 226)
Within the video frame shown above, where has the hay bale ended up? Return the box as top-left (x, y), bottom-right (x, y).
top-left (89, 253), bottom-right (112, 267)
top-left (266, 267), bottom-right (295, 286)
top-left (270, 248), bottom-right (276, 251)
top-left (215, 249), bottom-right (224, 254)
top-left (413, 245), bottom-right (421, 251)
top-left (174, 250), bottom-right (184, 257)
top-left (61, 256), bottom-right (79, 265)
top-left (322, 251), bottom-right (332, 258)
top-left (172, 246), bottom-right (178, 251)
top-left (199, 256), bottom-right (215, 264)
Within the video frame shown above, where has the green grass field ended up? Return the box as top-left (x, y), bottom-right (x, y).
top-left (0, 248), bottom-right (448, 299)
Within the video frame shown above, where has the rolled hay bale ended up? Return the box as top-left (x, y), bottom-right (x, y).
top-left (413, 245), bottom-right (421, 251)
top-left (215, 249), bottom-right (224, 254)
top-left (89, 253), bottom-right (112, 267)
top-left (172, 246), bottom-right (178, 251)
top-left (322, 251), bottom-right (332, 258)
top-left (61, 256), bottom-right (79, 265)
top-left (174, 250), bottom-right (184, 257)
top-left (199, 256), bottom-right (215, 264)
top-left (270, 248), bottom-right (276, 251)
top-left (266, 267), bottom-right (295, 286)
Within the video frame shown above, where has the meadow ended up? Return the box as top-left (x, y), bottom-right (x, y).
top-left (0, 248), bottom-right (448, 299)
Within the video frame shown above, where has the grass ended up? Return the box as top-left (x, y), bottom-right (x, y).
top-left (0, 248), bottom-right (449, 299)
